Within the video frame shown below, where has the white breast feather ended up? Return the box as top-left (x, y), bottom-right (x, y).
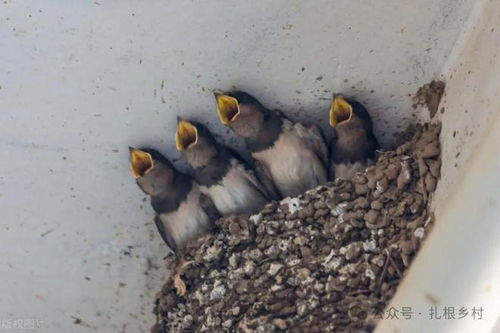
top-left (253, 121), bottom-right (327, 197)
top-left (333, 160), bottom-right (372, 181)
top-left (159, 184), bottom-right (210, 246)
top-left (201, 160), bottom-right (267, 215)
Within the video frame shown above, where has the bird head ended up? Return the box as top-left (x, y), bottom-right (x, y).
top-left (129, 148), bottom-right (175, 196)
top-left (214, 90), bottom-right (265, 138)
top-left (329, 95), bottom-right (353, 128)
top-left (175, 119), bottom-right (218, 168)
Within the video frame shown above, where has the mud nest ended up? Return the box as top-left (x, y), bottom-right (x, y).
top-left (153, 124), bottom-right (441, 333)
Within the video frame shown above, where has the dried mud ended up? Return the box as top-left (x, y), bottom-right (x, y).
top-left (153, 124), bottom-right (441, 333)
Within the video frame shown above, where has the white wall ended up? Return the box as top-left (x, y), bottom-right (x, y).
top-left (0, 1), bottom-right (475, 332)
top-left (377, 0), bottom-right (500, 332)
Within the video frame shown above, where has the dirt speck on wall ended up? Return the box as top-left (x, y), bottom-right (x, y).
top-left (412, 80), bottom-right (446, 118)
top-left (153, 124), bottom-right (441, 332)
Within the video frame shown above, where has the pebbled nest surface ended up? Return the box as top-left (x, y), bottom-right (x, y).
top-left (152, 124), bottom-right (441, 333)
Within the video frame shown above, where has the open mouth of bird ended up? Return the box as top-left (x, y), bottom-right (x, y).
top-left (175, 121), bottom-right (198, 150)
top-left (215, 94), bottom-right (240, 124)
top-left (330, 96), bottom-right (353, 127)
top-left (129, 149), bottom-right (154, 179)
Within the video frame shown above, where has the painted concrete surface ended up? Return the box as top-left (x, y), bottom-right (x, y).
top-left (0, 0), bottom-right (475, 332)
top-left (377, 0), bottom-right (500, 331)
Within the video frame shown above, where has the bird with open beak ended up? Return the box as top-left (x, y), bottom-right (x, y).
top-left (175, 118), bottom-right (271, 215)
top-left (129, 147), bottom-right (219, 253)
top-left (214, 91), bottom-right (328, 198)
top-left (129, 148), bottom-right (219, 295)
top-left (328, 95), bottom-right (379, 180)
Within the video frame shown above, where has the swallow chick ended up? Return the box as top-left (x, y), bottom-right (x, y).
top-left (214, 91), bottom-right (328, 198)
top-left (129, 147), bottom-right (219, 253)
top-left (175, 118), bottom-right (270, 215)
top-left (129, 148), bottom-right (219, 296)
top-left (328, 95), bottom-right (379, 180)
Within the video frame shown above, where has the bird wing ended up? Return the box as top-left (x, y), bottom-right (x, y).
top-left (253, 159), bottom-right (282, 200)
top-left (225, 147), bottom-right (279, 201)
top-left (293, 122), bottom-right (329, 166)
top-left (239, 161), bottom-right (275, 201)
top-left (154, 215), bottom-right (178, 254)
top-left (198, 193), bottom-right (220, 230)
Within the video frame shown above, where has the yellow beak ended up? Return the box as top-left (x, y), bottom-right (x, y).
top-left (214, 93), bottom-right (240, 125)
top-left (329, 95), bottom-right (353, 127)
top-left (175, 120), bottom-right (198, 151)
top-left (129, 148), bottom-right (153, 179)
